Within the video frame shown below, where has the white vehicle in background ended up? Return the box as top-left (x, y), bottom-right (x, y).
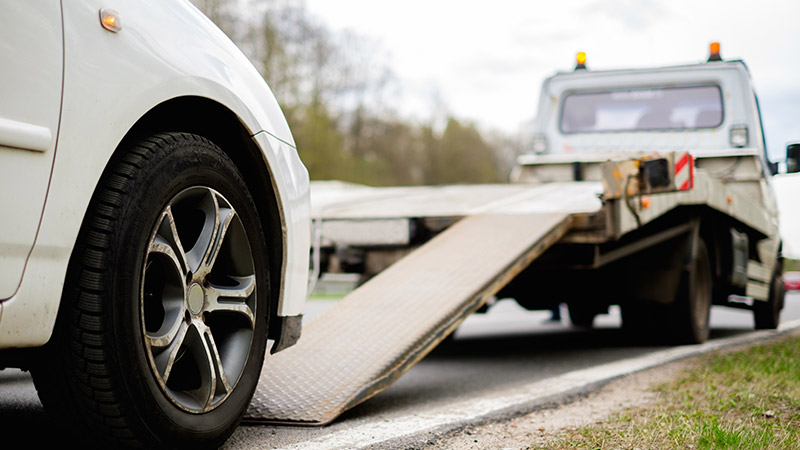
top-left (504, 44), bottom-right (795, 338)
top-left (0, 1), bottom-right (309, 447)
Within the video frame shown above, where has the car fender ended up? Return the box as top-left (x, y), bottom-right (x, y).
top-left (0, 0), bottom-right (309, 348)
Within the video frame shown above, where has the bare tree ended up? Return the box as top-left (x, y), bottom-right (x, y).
top-left (189, 0), bottom-right (503, 186)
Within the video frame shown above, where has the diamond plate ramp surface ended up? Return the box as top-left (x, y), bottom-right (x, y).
top-left (246, 213), bottom-right (571, 425)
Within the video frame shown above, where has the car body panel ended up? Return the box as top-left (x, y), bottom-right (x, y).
top-left (0, 0), bottom-right (309, 348)
top-left (0, 0), bottom-right (63, 298)
top-left (253, 131), bottom-right (310, 317)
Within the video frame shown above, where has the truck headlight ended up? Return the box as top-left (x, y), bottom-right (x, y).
top-left (729, 125), bottom-right (749, 148)
top-left (531, 134), bottom-right (548, 154)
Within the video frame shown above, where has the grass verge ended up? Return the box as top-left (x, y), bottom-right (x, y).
top-left (547, 334), bottom-right (800, 448)
top-left (308, 293), bottom-right (347, 301)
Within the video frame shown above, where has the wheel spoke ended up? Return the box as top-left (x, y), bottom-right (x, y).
top-left (148, 320), bottom-right (189, 382)
top-left (142, 227), bottom-right (185, 351)
top-left (206, 275), bottom-right (256, 326)
top-left (183, 192), bottom-right (215, 275)
top-left (165, 322), bottom-right (213, 410)
top-left (146, 310), bottom-right (186, 349)
top-left (200, 326), bottom-right (232, 409)
top-left (203, 204), bottom-right (236, 277)
top-left (150, 207), bottom-right (189, 276)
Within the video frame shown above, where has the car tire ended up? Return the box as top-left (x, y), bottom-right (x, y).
top-left (669, 238), bottom-right (712, 344)
top-left (753, 260), bottom-right (784, 330)
top-left (31, 132), bottom-right (269, 448)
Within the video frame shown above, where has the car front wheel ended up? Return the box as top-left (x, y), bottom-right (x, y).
top-left (32, 132), bottom-right (270, 448)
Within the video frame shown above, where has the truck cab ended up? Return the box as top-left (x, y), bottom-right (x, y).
top-left (521, 51), bottom-right (779, 211)
top-left (531, 58), bottom-right (764, 156)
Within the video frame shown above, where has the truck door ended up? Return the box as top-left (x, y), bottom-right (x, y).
top-left (0, 2), bottom-right (64, 299)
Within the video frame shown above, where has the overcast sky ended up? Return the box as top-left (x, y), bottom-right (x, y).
top-left (304, 0), bottom-right (800, 257)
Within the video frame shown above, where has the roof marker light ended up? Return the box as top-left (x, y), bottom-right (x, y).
top-left (707, 42), bottom-right (722, 62)
top-left (575, 51), bottom-right (587, 70)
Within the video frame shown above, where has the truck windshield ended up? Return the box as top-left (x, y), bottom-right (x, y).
top-left (560, 85), bottom-right (723, 133)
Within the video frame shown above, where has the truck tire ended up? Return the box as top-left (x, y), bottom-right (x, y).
top-left (31, 133), bottom-right (270, 448)
top-left (670, 238), bottom-right (712, 344)
top-left (753, 262), bottom-right (784, 329)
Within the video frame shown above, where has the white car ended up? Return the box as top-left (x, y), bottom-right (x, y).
top-left (0, 1), bottom-right (309, 447)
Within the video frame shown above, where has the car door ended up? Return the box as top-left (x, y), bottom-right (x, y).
top-left (0, 1), bottom-right (63, 299)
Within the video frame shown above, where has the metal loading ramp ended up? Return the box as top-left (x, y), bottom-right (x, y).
top-left (245, 212), bottom-right (572, 425)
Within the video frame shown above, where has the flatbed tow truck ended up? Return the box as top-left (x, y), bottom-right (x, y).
top-left (244, 44), bottom-right (799, 425)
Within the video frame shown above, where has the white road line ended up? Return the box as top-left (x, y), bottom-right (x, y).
top-left (282, 319), bottom-right (800, 450)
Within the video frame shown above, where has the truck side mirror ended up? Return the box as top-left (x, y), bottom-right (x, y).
top-left (767, 161), bottom-right (779, 176)
top-left (787, 143), bottom-right (800, 174)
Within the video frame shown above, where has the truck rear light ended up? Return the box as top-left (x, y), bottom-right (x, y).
top-left (729, 125), bottom-right (749, 148)
top-left (643, 158), bottom-right (670, 188)
top-left (601, 151), bottom-right (694, 199)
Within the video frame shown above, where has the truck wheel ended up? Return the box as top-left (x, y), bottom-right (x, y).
top-left (753, 262), bottom-right (784, 329)
top-left (670, 238), bottom-right (712, 344)
top-left (31, 133), bottom-right (269, 448)
top-left (567, 304), bottom-right (597, 328)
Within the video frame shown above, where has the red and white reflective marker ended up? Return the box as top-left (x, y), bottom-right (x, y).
top-left (674, 152), bottom-right (694, 191)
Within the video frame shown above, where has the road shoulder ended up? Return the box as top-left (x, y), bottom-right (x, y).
top-left (428, 329), bottom-right (800, 449)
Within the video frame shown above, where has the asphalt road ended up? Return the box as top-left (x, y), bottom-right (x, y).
top-left (2, 293), bottom-right (798, 448)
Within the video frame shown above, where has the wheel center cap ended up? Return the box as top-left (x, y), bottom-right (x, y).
top-left (187, 283), bottom-right (205, 314)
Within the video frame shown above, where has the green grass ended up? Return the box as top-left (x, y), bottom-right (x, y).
top-left (546, 335), bottom-right (800, 449)
top-left (308, 293), bottom-right (347, 301)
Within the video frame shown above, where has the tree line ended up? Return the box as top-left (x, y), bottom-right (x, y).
top-left (191, 0), bottom-right (518, 185)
